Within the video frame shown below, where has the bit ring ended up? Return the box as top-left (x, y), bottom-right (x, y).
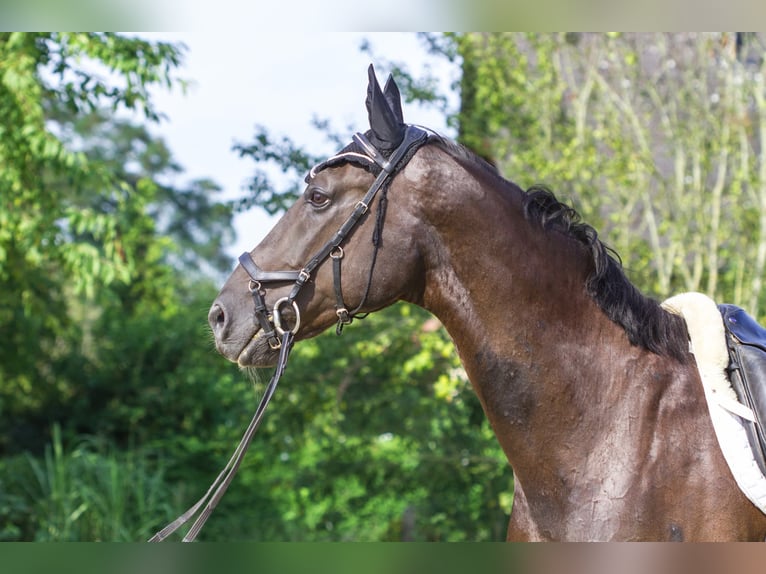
top-left (272, 297), bottom-right (301, 335)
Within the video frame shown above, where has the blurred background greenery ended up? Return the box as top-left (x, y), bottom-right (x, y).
top-left (2, 32), bottom-right (766, 541)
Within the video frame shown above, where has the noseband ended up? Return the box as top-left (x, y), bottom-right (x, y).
top-left (149, 125), bottom-right (428, 541)
top-left (238, 125), bottom-right (429, 347)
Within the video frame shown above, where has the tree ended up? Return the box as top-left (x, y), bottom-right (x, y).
top-left (438, 33), bottom-right (766, 317)
top-left (0, 33), bottom-right (185, 292)
top-left (1, 32), bottom-right (181, 383)
top-left (0, 33), bottom-right (239, 454)
top-left (0, 33), bottom-right (255, 541)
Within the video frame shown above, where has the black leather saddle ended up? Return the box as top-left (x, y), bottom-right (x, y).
top-left (719, 304), bottom-right (766, 476)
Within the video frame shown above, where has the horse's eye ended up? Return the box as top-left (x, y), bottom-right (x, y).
top-left (307, 189), bottom-right (330, 207)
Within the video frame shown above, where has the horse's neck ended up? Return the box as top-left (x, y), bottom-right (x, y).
top-left (424, 214), bottom-right (620, 411)
top-left (400, 151), bottom-right (751, 540)
top-left (416, 171), bottom-right (671, 472)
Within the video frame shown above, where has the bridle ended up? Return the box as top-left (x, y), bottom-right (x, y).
top-left (237, 124), bottom-right (429, 345)
top-left (149, 125), bottom-right (429, 542)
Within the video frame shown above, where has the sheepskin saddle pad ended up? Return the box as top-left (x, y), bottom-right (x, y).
top-left (662, 292), bottom-right (766, 514)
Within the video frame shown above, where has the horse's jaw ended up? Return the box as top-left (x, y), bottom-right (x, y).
top-left (234, 330), bottom-right (281, 368)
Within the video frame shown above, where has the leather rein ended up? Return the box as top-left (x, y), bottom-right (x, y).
top-left (149, 125), bottom-right (428, 541)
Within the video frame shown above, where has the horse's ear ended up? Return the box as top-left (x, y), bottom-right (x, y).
top-left (365, 64), bottom-right (405, 151)
top-left (382, 73), bottom-right (404, 124)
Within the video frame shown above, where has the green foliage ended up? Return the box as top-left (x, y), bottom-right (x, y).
top-left (0, 33), bottom-right (189, 423)
top-left (12, 32), bottom-right (766, 543)
top-left (0, 424), bottom-right (176, 541)
top-left (1, 302), bottom-right (511, 541)
top-left (0, 33), bottom-right (245, 540)
top-left (0, 32), bottom-right (185, 294)
top-left (232, 124), bottom-right (329, 215)
top-left (182, 303), bottom-right (511, 542)
top-left (1, 32), bottom-right (511, 541)
top-left (444, 33), bottom-right (766, 317)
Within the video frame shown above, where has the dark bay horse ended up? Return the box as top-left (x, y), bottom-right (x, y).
top-left (209, 66), bottom-right (766, 541)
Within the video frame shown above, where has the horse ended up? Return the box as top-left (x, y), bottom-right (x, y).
top-left (208, 65), bottom-right (766, 541)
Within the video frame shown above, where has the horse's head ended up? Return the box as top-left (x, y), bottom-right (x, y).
top-left (209, 66), bottom-right (430, 367)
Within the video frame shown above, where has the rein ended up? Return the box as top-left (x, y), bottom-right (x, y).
top-left (149, 125), bottom-right (428, 542)
top-left (148, 331), bottom-right (293, 542)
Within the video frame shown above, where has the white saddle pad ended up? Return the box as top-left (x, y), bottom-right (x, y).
top-left (662, 292), bottom-right (766, 515)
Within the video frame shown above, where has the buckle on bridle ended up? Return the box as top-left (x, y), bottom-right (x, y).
top-left (267, 336), bottom-right (282, 350)
top-left (335, 307), bottom-right (352, 336)
top-left (336, 307), bottom-right (351, 324)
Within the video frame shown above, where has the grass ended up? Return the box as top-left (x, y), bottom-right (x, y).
top-left (1, 425), bottom-right (177, 541)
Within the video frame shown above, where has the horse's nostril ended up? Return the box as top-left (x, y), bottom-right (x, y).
top-left (208, 303), bottom-right (227, 334)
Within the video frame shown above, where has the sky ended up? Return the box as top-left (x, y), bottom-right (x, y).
top-left (141, 32), bottom-right (456, 265)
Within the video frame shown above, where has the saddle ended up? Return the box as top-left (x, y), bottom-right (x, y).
top-left (719, 304), bottom-right (766, 476)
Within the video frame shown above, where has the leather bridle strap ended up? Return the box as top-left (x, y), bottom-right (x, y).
top-left (237, 125), bottom-right (429, 340)
top-left (148, 330), bottom-right (294, 542)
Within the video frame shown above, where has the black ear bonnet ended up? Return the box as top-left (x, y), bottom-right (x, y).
top-left (306, 65), bottom-right (414, 182)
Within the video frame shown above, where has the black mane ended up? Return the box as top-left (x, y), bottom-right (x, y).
top-left (522, 186), bottom-right (690, 363)
top-left (428, 137), bottom-right (689, 362)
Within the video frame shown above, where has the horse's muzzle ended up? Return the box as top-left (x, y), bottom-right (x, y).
top-left (207, 299), bottom-right (280, 367)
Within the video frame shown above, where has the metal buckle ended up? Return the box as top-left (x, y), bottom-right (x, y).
top-left (335, 307), bottom-right (351, 324)
top-left (267, 336), bottom-right (282, 350)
